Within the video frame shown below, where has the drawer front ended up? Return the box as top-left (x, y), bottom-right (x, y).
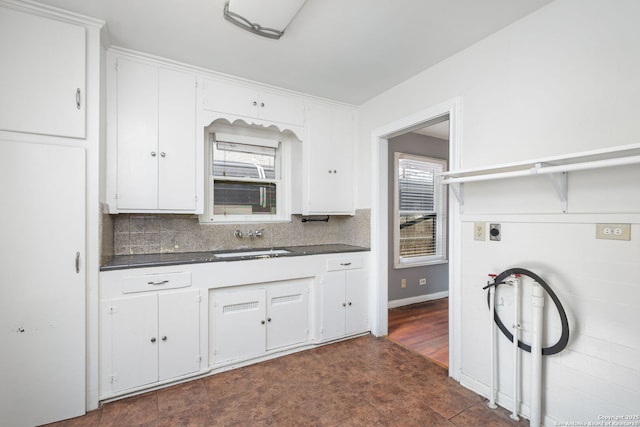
top-left (326, 257), bottom-right (363, 271)
top-left (122, 271), bottom-right (191, 294)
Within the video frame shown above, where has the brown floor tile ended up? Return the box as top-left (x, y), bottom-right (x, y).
top-left (449, 401), bottom-right (530, 427)
top-left (42, 336), bottom-right (510, 427)
top-left (157, 379), bottom-right (209, 418)
top-left (99, 392), bottom-right (158, 427)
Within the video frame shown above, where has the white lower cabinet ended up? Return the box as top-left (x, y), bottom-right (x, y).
top-left (320, 260), bottom-right (369, 342)
top-left (211, 280), bottom-right (309, 365)
top-left (102, 289), bottom-right (201, 394)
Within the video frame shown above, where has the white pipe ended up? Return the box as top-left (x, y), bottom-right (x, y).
top-left (487, 278), bottom-right (497, 409)
top-left (530, 282), bottom-right (545, 427)
top-left (510, 275), bottom-right (520, 421)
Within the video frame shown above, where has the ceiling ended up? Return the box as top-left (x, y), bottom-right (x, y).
top-left (35, 0), bottom-right (553, 104)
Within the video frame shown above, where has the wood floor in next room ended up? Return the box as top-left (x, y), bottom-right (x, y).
top-left (45, 336), bottom-right (527, 427)
top-left (388, 297), bottom-right (449, 367)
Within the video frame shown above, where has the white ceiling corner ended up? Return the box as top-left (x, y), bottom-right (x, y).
top-left (33, 0), bottom-right (554, 104)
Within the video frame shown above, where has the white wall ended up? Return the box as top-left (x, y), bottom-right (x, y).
top-left (358, 0), bottom-right (640, 422)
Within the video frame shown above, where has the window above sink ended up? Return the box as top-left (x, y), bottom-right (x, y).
top-left (200, 120), bottom-right (300, 224)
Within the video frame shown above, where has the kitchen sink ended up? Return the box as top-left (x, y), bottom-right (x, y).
top-left (213, 249), bottom-right (291, 259)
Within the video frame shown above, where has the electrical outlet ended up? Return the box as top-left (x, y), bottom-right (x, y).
top-left (474, 222), bottom-right (486, 241)
top-left (596, 223), bottom-right (631, 241)
top-left (401, 279), bottom-right (407, 288)
top-left (419, 278), bottom-right (427, 286)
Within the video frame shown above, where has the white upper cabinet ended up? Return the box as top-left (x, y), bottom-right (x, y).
top-left (302, 102), bottom-right (356, 215)
top-left (203, 78), bottom-right (305, 127)
top-left (109, 56), bottom-right (198, 213)
top-left (0, 5), bottom-right (86, 138)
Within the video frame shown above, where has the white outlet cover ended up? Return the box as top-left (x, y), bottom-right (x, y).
top-left (596, 223), bottom-right (631, 241)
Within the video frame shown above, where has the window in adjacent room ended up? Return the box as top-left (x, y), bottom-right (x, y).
top-left (394, 153), bottom-right (447, 268)
top-left (201, 124), bottom-right (293, 223)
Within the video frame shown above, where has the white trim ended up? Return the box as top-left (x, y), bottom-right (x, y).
top-left (387, 291), bottom-right (449, 309)
top-left (370, 97), bottom-right (462, 381)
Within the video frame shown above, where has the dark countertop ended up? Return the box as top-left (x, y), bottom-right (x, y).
top-left (101, 244), bottom-right (370, 271)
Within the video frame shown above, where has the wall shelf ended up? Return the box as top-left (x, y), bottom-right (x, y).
top-left (438, 143), bottom-right (640, 213)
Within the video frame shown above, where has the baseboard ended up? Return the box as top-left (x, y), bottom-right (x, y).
top-left (388, 290), bottom-right (449, 308)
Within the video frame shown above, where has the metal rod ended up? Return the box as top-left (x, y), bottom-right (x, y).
top-left (440, 154), bottom-right (640, 185)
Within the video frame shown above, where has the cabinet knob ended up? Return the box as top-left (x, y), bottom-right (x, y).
top-left (342, 302), bottom-right (347, 307)
top-left (260, 102), bottom-right (265, 107)
top-left (267, 318), bottom-right (272, 322)
top-left (160, 152), bottom-right (166, 158)
top-left (162, 336), bottom-right (167, 341)
top-left (150, 337), bottom-right (156, 343)
top-left (253, 101), bottom-right (258, 106)
top-left (348, 302), bottom-right (352, 306)
top-left (261, 320), bottom-right (266, 325)
top-left (151, 152), bottom-right (157, 157)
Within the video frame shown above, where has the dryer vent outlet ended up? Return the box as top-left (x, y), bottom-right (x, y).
top-left (489, 224), bottom-right (501, 241)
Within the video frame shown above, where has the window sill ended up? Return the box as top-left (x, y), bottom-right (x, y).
top-left (393, 259), bottom-right (449, 269)
top-left (199, 217), bottom-right (291, 225)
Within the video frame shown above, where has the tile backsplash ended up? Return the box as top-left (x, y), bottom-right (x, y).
top-left (107, 209), bottom-right (370, 256)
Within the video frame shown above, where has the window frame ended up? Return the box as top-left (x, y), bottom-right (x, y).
top-left (393, 152), bottom-right (448, 269)
top-left (200, 123), bottom-right (293, 224)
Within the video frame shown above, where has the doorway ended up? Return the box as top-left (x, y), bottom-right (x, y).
top-left (385, 120), bottom-right (450, 367)
top-left (370, 98), bottom-right (462, 379)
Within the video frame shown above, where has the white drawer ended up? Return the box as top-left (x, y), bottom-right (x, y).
top-left (121, 271), bottom-right (191, 294)
top-left (326, 256), bottom-right (363, 271)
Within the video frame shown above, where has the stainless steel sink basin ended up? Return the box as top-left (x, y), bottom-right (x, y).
top-left (213, 249), bottom-right (290, 259)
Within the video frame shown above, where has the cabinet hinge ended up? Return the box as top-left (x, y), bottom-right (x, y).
top-left (195, 355), bottom-right (202, 362)
top-left (108, 306), bottom-right (118, 315)
top-left (196, 295), bottom-right (202, 303)
top-left (213, 348), bottom-right (218, 356)
top-left (194, 195), bottom-right (198, 202)
top-left (110, 374), bottom-right (118, 384)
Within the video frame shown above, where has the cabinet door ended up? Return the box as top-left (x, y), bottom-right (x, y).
top-left (320, 272), bottom-right (346, 342)
top-left (259, 92), bottom-right (305, 126)
top-left (266, 281), bottom-right (309, 350)
top-left (107, 294), bottom-right (159, 393)
top-left (158, 68), bottom-right (197, 210)
top-left (213, 289), bottom-right (266, 364)
top-left (345, 270), bottom-right (369, 335)
top-left (0, 141), bottom-right (86, 426)
top-left (115, 58), bottom-right (159, 210)
top-left (305, 104), bottom-right (355, 214)
top-left (0, 7), bottom-right (85, 138)
top-left (158, 289), bottom-right (200, 381)
top-left (202, 79), bottom-right (257, 118)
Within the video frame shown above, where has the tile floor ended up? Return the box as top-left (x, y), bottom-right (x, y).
top-left (45, 336), bottom-right (527, 426)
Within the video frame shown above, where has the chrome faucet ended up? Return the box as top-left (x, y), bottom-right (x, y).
top-left (234, 229), bottom-right (264, 238)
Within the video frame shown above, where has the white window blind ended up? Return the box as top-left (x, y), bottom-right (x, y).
top-left (395, 153), bottom-right (447, 267)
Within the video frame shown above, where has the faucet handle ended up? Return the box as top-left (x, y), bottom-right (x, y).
top-left (255, 229), bottom-right (264, 237)
top-left (234, 229), bottom-right (243, 238)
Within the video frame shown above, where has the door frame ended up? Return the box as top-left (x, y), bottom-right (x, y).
top-left (369, 97), bottom-right (462, 379)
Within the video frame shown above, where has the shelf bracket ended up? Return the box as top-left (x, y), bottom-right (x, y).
top-left (448, 182), bottom-right (464, 214)
top-left (546, 170), bottom-right (568, 213)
